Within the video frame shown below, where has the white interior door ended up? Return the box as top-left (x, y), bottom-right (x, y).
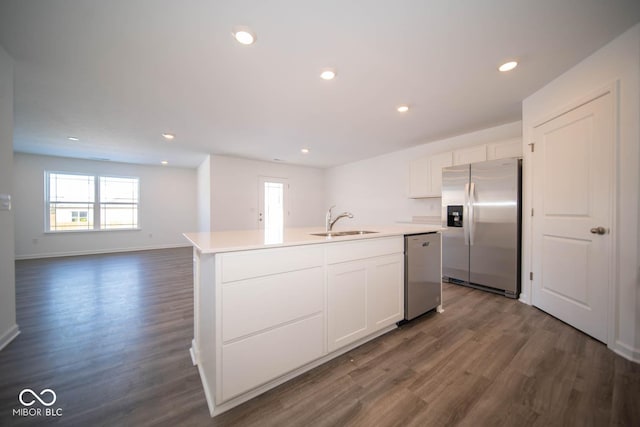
top-left (531, 91), bottom-right (613, 343)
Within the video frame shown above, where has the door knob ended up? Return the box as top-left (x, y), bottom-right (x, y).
top-left (590, 226), bottom-right (606, 235)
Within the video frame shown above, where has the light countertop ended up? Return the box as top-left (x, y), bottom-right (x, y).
top-left (184, 224), bottom-right (443, 254)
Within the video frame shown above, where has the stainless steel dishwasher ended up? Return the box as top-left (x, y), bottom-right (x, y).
top-left (404, 232), bottom-right (442, 320)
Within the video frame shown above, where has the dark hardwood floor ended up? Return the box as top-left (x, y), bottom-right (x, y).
top-left (0, 247), bottom-right (638, 426)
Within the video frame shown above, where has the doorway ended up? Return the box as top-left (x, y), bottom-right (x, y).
top-left (258, 177), bottom-right (289, 243)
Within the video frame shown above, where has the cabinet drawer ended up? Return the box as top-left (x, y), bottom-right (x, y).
top-left (221, 314), bottom-right (324, 401)
top-left (221, 245), bottom-right (323, 283)
top-left (222, 267), bottom-right (323, 342)
top-left (326, 236), bottom-right (403, 264)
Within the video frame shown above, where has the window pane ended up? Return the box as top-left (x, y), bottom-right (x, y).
top-left (49, 173), bottom-right (95, 202)
top-left (100, 204), bottom-right (138, 229)
top-left (49, 203), bottom-right (94, 231)
top-left (100, 177), bottom-right (139, 203)
top-left (99, 176), bottom-right (139, 230)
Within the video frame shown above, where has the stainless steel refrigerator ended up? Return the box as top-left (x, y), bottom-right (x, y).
top-left (441, 158), bottom-right (521, 298)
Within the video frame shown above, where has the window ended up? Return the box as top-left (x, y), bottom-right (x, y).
top-left (46, 172), bottom-right (139, 232)
top-left (99, 176), bottom-right (139, 230)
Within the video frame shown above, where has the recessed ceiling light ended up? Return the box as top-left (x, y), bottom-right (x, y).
top-left (320, 69), bottom-right (336, 80)
top-left (162, 133), bottom-right (175, 141)
top-left (161, 160), bottom-right (168, 165)
top-left (498, 61), bottom-right (518, 72)
top-left (232, 26), bottom-right (256, 45)
top-left (301, 148), bottom-right (310, 154)
top-left (67, 136), bottom-right (79, 141)
top-left (397, 105), bottom-right (409, 113)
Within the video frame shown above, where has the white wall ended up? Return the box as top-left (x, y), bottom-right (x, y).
top-left (325, 122), bottom-right (522, 227)
top-left (197, 155), bottom-right (212, 232)
top-left (210, 155), bottom-right (326, 230)
top-left (0, 44), bottom-right (18, 350)
top-left (522, 23), bottom-right (640, 362)
top-left (14, 153), bottom-right (198, 259)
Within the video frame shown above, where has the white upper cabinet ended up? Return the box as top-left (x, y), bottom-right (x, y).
top-left (408, 139), bottom-right (522, 199)
top-left (453, 145), bottom-right (487, 165)
top-left (409, 151), bottom-right (452, 198)
top-left (409, 156), bottom-right (429, 198)
top-left (486, 138), bottom-right (522, 160)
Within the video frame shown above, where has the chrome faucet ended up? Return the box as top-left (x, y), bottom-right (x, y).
top-left (325, 205), bottom-right (354, 232)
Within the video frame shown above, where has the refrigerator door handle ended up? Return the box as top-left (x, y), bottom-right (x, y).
top-left (469, 182), bottom-right (476, 246)
top-left (463, 182), bottom-right (470, 246)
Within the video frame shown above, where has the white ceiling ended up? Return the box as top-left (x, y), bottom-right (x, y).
top-left (0, 1), bottom-right (639, 168)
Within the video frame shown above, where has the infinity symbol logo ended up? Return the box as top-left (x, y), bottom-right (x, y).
top-left (19, 389), bottom-right (57, 407)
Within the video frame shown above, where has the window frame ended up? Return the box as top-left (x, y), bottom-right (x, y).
top-left (44, 171), bottom-right (141, 233)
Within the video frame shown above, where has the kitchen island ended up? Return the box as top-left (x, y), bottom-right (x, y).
top-left (183, 225), bottom-right (442, 417)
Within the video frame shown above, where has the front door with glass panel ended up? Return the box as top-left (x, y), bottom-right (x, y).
top-left (258, 177), bottom-right (289, 243)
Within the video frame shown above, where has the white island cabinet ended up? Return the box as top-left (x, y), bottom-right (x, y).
top-left (184, 225), bottom-right (441, 417)
top-left (327, 237), bottom-right (404, 351)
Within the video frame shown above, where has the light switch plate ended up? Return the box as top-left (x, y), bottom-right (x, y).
top-left (0, 194), bottom-right (11, 211)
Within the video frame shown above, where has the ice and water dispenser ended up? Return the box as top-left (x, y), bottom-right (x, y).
top-left (446, 205), bottom-right (463, 227)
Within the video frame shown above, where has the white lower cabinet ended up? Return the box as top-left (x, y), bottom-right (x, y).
top-left (369, 254), bottom-right (404, 329)
top-left (217, 248), bottom-right (325, 402)
top-left (327, 237), bottom-right (404, 352)
top-left (327, 261), bottom-right (369, 351)
top-left (194, 235), bottom-right (406, 416)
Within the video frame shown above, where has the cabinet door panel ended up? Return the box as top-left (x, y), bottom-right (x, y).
top-left (453, 145), bottom-right (487, 165)
top-left (221, 314), bottom-right (323, 401)
top-left (487, 139), bottom-right (522, 160)
top-left (409, 156), bottom-right (429, 198)
top-left (427, 152), bottom-right (453, 197)
top-left (369, 254), bottom-right (404, 329)
top-left (327, 263), bottom-right (368, 352)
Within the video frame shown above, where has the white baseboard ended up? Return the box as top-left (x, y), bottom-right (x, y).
top-left (189, 340), bottom-right (198, 366)
top-left (611, 340), bottom-right (640, 364)
top-left (15, 244), bottom-right (192, 260)
top-left (0, 324), bottom-right (20, 351)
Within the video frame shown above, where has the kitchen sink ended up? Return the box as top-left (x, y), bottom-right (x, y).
top-left (310, 230), bottom-right (379, 237)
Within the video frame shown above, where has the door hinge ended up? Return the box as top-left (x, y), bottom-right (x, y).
top-left (528, 143), bottom-right (535, 152)
top-left (531, 208), bottom-right (534, 216)
top-left (529, 272), bottom-right (533, 280)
